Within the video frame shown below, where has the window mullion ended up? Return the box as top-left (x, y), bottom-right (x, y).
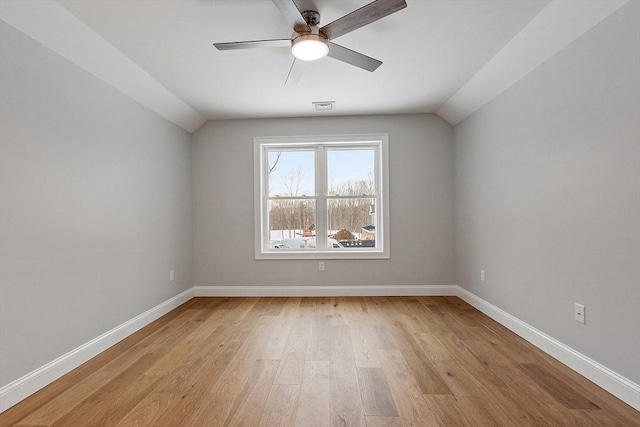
top-left (316, 145), bottom-right (327, 250)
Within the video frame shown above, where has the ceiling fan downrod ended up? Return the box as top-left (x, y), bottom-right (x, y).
top-left (301, 10), bottom-right (321, 27)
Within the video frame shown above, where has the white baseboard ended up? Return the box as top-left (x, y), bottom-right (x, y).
top-left (195, 284), bottom-right (458, 297)
top-left (0, 288), bottom-right (195, 413)
top-left (456, 286), bottom-right (640, 411)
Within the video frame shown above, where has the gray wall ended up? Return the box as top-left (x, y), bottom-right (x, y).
top-left (0, 22), bottom-right (193, 387)
top-left (453, 2), bottom-right (639, 382)
top-left (192, 114), bottom-right (454, 289)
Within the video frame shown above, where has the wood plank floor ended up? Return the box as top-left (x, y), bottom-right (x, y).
top-left (2, 297), bottom-right (638, 426)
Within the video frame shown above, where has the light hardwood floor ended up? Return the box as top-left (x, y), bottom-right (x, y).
top-left (2, 297), bottom-right (638, 426)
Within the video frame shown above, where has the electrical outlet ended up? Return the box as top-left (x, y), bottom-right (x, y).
top-left (480, 270), bottom-right (486, 282)
top-left (574, 303), bottom-right (585, 324)
top-left (319, 261), bottom-right (325, 271)
top-left (169, 270), bottom-right (175, 281)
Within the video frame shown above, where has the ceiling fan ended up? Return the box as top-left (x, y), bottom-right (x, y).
top-left (213, 0), bottom-right (407, 84)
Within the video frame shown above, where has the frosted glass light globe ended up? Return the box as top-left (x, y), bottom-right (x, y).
top-left (291, 34), bottom-right (329, 61)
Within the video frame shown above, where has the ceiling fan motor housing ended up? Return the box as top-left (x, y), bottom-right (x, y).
top-left (291, 10), bottom-right (328, 61)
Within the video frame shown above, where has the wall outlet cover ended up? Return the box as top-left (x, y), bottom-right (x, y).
top-left (575, 303), bottom-right (585, 324)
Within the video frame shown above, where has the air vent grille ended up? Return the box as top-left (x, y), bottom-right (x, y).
top-left (313, 101), bottom-right (335, 112)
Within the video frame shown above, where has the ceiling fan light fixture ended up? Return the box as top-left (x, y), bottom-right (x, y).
top-left (291, 34), bottom-right (328, 61)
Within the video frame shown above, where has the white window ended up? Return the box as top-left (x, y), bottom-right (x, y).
top-left (254, 134), bottom-right (389, 259)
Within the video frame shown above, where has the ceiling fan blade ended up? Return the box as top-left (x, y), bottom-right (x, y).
top-left (272, 0), bottom-right (310, 33)
top-left (327, 42), bottom-right (382, 72)
top-left (285, 58), bottom-right (308, 85)
top-left (213, 39), bottom-right (291, 51)
top-left (320, 0), bottom-right (407, 40)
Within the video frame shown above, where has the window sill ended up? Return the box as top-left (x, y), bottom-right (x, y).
top-left (255, 250), bottom-right (390, 260)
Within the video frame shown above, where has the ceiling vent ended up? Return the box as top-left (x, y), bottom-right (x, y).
top-left (313, 101), bottom-right (335, 112)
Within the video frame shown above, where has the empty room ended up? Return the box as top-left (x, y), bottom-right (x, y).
top-left (0, 0), bottom-right (638, 425)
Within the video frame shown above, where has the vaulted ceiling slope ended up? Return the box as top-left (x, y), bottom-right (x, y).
top-left (0, 0), bottom-right (628, 133)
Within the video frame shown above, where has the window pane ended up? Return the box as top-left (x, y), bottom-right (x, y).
top-left (327, 198), bottom-right (376, 249)
top-left (268, 199), bottom-right (316, 249)
top-left (268, 150), bottom-right (315, 197)
top-left (327, 149), bottom-right (375, 196)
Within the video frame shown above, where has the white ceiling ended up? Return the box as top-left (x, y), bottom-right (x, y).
top-left (0, 0), bottom-right (628, 132)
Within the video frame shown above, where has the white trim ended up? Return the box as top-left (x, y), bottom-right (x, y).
top-left (436, 0), bottom-right (629, 125)
top-left (195, 285), bottom-right (457, 297)
top-left (254, 134), bottom-right (390, 260)
top-left (0, 0), bottom-right (206, 133)
top-left (0, 288), bottom-right (195, 412)
top-left (456, 286), bottom-right (640, 411)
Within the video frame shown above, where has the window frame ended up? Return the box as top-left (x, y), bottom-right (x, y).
top-left (254, 133), bottom-right (390, 260)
